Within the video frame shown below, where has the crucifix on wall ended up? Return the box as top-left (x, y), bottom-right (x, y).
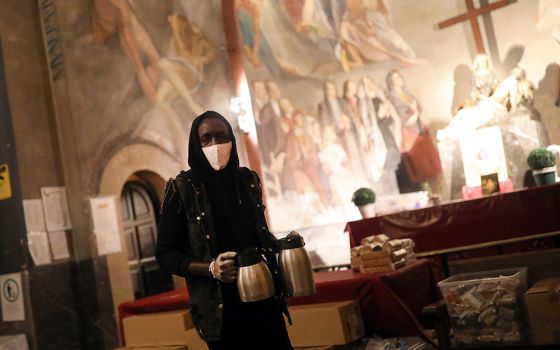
top-left (437, 0), bottom-right (517, 66)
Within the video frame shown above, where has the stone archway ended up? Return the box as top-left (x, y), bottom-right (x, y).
top-left (97, 143), bottom-right (182, 336)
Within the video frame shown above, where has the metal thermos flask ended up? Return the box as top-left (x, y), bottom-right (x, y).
top-left (278, 233), bottom-right (315, 297)
top-left (236, 247), bottom-right (276, 302)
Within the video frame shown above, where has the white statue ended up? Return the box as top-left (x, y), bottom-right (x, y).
top-left (437, 56), bottom-right (537, 141)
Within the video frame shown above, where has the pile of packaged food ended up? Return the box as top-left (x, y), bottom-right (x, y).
top-left (438, 267), bottom-right (528, 345)
top-left (350, 234), bottom-right (416, 274)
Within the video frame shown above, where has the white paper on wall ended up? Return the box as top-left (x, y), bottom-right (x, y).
top-left (90, 196), bottom-right (122, 255)
top-left (0, 273), bottom-right (25, 322)
top-left (0, 334), bottom-right (29, 350)
top-left (41, 187), bottom-right (72, 231)
top-left (22, 199), bottom-right (46, 232)
top-left (26, 231), bottom-right (52, 266)
top-left (47, 230), bottom-right (70, 260)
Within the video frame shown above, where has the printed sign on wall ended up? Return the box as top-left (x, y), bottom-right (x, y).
top-left (0, 164), bottom-right (12, 201)
top-left (0, 272), bottom-right (25, 322)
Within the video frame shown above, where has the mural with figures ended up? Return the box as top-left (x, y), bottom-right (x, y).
top-left (47, 0), bottom-right (560, 233)
top-left (237, 0), bottom-right (441, 230)
top-left (50, 0), bottom-right (234, 190)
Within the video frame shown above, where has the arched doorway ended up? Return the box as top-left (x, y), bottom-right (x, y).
top-left (120, 180), bottom-right (173, 299)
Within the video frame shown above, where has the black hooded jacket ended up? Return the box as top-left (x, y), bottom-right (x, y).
top-left (156, 111), bottom-right (285, 342)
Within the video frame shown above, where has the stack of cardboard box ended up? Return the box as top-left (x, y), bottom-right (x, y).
top-left (116, 310), bottom-right (208, 350)
top-left (524, 278), bottom-right (560, 345)
top-left (350, 234), bottom-right (416, 273)
top-left (117, 300), bottom-right (365, 350)
top-left (287, 300), bottom-right (365, 349)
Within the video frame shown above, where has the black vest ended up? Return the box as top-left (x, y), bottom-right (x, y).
top-left (162, 167), bottom-right (288, 342)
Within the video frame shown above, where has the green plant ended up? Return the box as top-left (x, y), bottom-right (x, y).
top-left (527, 148), bottom-right (556, 170)
top-left (351, 188), bottom-right (376, 206)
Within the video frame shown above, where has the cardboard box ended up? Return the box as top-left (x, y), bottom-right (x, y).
top-left (360, 257), bottom-right (391, 267)
top-left (185, 329), bottom-right (209, 350)
top-left (113, 346), bottom-right (187, 350)
top-left (524, 278), bottom-right (560, 345)
top-left (287, 301), bottom-right (364, 347)
top-left (123, 310), bottom-right (193, 347)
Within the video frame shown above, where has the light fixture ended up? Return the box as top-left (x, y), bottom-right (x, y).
top-left (230, 95), bottom-right (254, 133)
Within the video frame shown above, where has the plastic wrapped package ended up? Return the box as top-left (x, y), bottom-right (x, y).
top-left (438, 267), bottom-right (528, 345)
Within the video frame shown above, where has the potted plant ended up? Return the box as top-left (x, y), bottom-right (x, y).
top-left (527, 148), bottom-right (557, 185)
top-left (352, 187), bottom-right (376, 219)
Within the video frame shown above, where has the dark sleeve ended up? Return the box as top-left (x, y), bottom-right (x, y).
top-left (156, 180), bottom-right (192, 277)
top-left (251, 170), bottom-right (278, 243)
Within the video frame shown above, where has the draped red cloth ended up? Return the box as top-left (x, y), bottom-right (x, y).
top-left (345, 183), bottom-right (560, 282)
top-left (118, 261), bottom-right (439, 346)
top-left (344, 183), bottom-right (560, 254)
top-left (402, 128), bottom-right (441, 183)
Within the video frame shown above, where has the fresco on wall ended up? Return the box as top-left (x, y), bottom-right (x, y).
top-left (50, 0), bottom-right (234, 190)
top-left (237, 0), bottom-right (439, 230)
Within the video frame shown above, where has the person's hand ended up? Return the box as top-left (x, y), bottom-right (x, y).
top-left (286, 231), bottom-right (305, 246)
top-left (211, 252), bottom-right (238, 283)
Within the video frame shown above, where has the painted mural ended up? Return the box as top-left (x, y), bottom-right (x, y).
top-left (237, 0), bottom-right (440, 230)
top-left (46, 0), bottom-right (560, 233)
top-left (237, 0), bottom-right (560, 231)
top-left (51, 0), bottom-right (234, 190)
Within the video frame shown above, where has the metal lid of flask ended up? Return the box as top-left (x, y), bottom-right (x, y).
top-left (278, 234), bottom-right (304, 250)
top-left (236, 247), bottom-right (262, 267)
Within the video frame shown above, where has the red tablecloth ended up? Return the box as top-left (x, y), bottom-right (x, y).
top-left (345, 183), bottom-right (560, 253)
top-left (119, 260), bottom-right (439, 346)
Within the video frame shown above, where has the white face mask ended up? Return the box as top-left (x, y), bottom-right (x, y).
top-left (202, 141), bottom-right (232, 170)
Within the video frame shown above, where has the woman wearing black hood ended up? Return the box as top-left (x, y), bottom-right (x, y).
top-left (156, 111), bottom-right (294, 349)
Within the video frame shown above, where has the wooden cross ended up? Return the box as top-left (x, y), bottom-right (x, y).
top-left (438, 0), bottom-right (517, 59)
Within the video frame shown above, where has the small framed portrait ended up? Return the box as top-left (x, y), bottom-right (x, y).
top-left (481, 173), bottom-right (500, 195)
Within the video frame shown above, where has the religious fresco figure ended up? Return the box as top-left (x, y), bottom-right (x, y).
top-left (250, 80), bottom-right (269, 123)
top-left (360, 76), bottom-right (401, 195)
top-left (342, 80), bottom-right (370, 178)
top-left (342, 80), bottom-right (368, 150)
top-left (91, 0), bottom-right (160, 102)
top-left (338, 0), bottom-right (417, 71)
top-left (236, 0), bottom-right (264, 68)
top-left (236, 0), bottom-right (332, 77)
top-left (318, 126), bottom-right (355, 208)
top-left (91, 1), bottom-right (213, 158)
top-left (318, 80), bottom-right (366, 182)
top-left (386, 70), bottom-right (441, 193)
top-left (279, 98), bottom-right (297, 134)
top-left (357, 77), bottom-right (387, 182)
top-left (167, 14), bottom-right (216, 77)
top-left (281, 0), bottom-right (340, 44)
top-left (293, 111), bottom-right (331, 205)
top-left (280, 105), bottom-right (315, 196)
top-left (258, 81), bottom-right (286, 166)
top-left (157, 13), bottom-right (218, 116)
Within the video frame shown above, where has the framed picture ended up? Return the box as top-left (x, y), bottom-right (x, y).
top-left (481, 173), bottom-right (500, 195)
